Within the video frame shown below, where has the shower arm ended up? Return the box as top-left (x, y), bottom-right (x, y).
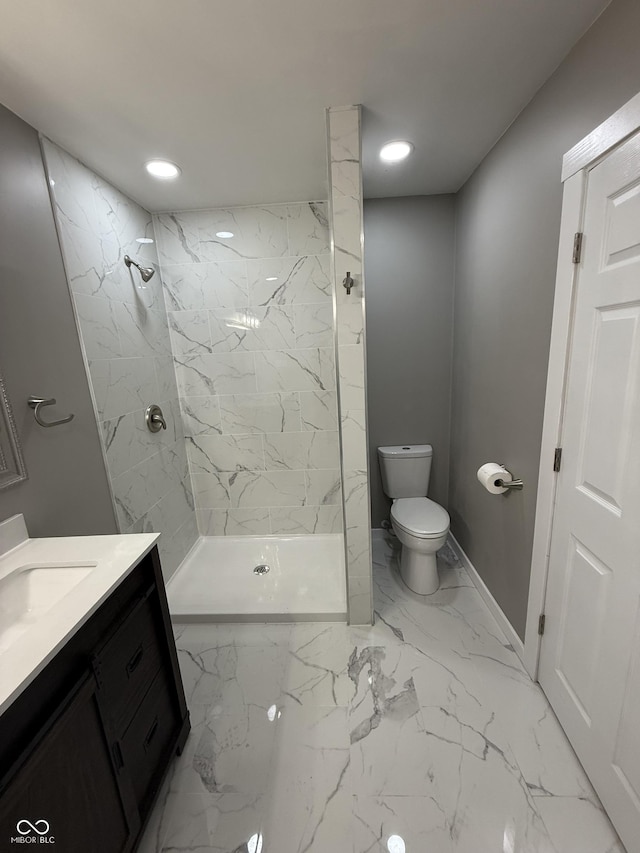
top-left (124, 255), bottom-right (142, 273)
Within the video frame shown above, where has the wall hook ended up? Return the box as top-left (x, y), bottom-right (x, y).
top-left (28, 396), bottom-right (75, 428)
top-left (343, 272), bottom-right (356, 295)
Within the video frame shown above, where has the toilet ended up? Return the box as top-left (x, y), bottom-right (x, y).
top-left (378, 444), bottom-right (450, 595)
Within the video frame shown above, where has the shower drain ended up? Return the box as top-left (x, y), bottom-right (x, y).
top-left (253, 564), bottom-right (270, 575)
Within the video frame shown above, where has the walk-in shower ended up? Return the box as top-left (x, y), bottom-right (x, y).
top-left (42, 105), bottom-right (373, 626)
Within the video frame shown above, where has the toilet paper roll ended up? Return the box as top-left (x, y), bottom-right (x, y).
top-left (477, 463), bottom-right (510, 495)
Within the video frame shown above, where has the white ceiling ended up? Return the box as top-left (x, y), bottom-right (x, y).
top-left (0, 0), bottom-right (609, 211)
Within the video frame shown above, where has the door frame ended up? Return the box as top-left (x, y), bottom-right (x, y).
top-left (524, 90), bottom-right (640, 679)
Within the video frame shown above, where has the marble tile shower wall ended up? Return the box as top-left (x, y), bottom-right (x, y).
top-left (42, 140), bottom-right (198, 577)
top-left (327, 106), bottom-right (373, 624)
top-left (152, 202), bottom-right (343, 537)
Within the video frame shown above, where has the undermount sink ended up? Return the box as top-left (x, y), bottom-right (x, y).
top-left (0, 563), bottom-right (97, 654)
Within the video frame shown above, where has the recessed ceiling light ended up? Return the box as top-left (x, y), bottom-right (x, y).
top-left (216, 231), bottom-right (234, 239)
top-left (265, 276), bottom-right (278, 281)
top-left (387, 836), bottom-right (406, 853)
top-left (145, 159), bottom-right (181, 179)
top-left (380, 141), bottom-right (413, 163)
top-left (136, 237), bottom-right (154, 244)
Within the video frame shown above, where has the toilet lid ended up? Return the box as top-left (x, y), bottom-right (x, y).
top-left (391, 498), bottom-right (450, 538)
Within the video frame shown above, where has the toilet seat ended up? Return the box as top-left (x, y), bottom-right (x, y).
top-left (391, 497), bottom-right (450, 539)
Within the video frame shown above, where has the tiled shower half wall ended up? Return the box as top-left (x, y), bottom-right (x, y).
top-left (327, 105), bottom-right (373, 624)
top-left (42, 139), bottom-right (198, 578)
top-left (153, 203), bottom-right (343, 536)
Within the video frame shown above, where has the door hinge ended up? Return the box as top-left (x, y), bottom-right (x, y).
top-left (553, 447), bottom-right (562, 472)
top-left (538, 614), bottom-right (546, 636)
top-left (572, 232), bottom-right (583, 264)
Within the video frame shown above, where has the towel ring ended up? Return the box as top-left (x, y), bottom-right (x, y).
top-left (28, 396), bottom-right (75, 428)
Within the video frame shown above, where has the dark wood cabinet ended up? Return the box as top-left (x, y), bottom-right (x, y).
top-left (0, 675), bottom-right (130, 853)
top-left (93, 588), bottom-right (166, 736)
top-left (0, 546), bottom-right (189, 853)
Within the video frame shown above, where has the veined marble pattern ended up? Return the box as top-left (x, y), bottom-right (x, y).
top-left (175, 352), bottom-right (258, 397)
top-left (262, 431), bottom-right (340, 470)
top-left (219, 392), bottom-right (301, 435)
top-left (300, 390), bottom-right (338, 431)
top-left (139, 535), bottom-right (624, 853)
top-left (155, 205), bottom-right (329, 267)
top-left (269, 505), bottom-right (342, 535)
top-left (255, 348), bottom-right (335, 394)
top-left (43, 140), bottom-right (197, 578)
top-left (248, 256), bottom-right (331, 306)
top-left (287, 201), bottom-right (330, 256)
top-left (162, 261), bottom-right (249, 311)
top-left (153, 201), bottom-right (340, 537)
top-left (208, 306), bottom-right (296, 353)
top-left (328, 105), bottom-right (372, 625)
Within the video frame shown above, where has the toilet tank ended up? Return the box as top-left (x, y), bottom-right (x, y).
top-left (378, 444), bottom-right (433, 498)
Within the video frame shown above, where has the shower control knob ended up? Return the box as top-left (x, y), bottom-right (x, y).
top-left (145, 404), bottom-right (167, 433)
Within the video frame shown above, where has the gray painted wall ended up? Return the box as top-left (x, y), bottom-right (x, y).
top-left (0, 104), bottom-right (117, 536)
top-left (450, 0), bottom-right (640, 639)
top-left (364, 195), bottom-right (455, 527)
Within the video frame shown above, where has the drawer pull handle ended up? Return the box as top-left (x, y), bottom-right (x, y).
top-left (144, 717), bottom-right (159, 751)
top-left (126, 645), bottom-right (144, 677)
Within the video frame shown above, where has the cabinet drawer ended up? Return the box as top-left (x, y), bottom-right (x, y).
top-left (120, 668), bottom-right (179, 809)
top-left (93, 591), bottom-right (163, 735)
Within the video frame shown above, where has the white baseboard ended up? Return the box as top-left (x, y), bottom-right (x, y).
top-left (448, 533), bottom-right (525, 664)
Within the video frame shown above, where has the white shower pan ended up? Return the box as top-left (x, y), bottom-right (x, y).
top-left (166, 534), bottom-right (347, 621)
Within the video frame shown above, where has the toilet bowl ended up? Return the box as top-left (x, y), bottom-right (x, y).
top-left (378, 445), bottom-right (450, 595)
top-left (391, 497), bottom-right (450, 594)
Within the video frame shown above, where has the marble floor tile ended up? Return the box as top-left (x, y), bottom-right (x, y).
top-left (475, 669), bottom-right (598, 801)
top-left (264, 706), bottom-right (352, 852)
top-left (352, 795), bottom-right (453, 853)
top-left (139, 534), bottom-right (623, 853)
top-left (160, 792), bottom-right (265, 853)
top-left (350, 706), bottom-right (431, 797)
top-left (271, 704), bottom-right (350, 768)
top-left (264, 768), bottom-right (351, 853)
top-left (175, 621), bottom-right (292, 649)
top-left (171, 704), bottom-right (279, 795)
top-left (282, 622), bottom-right (354, 707)
top-left (347, 639), bottom-right (433, 796)
top-left (411, 641), bottom-right (502, 749)
top-left (375, 578), bottom-right (521, 674)
top-left (419, 702), bottom-right (557, 853)
top-left (176, 636), bottom-right (288, 710)
top-left (535, 796), bottom-right (625, 853)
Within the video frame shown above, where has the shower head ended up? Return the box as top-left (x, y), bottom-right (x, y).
top-left (124, 255), bottom-right (155, 282)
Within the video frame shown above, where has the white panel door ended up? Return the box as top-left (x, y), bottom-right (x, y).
top-left (539, 129), bottom-right (640, 853)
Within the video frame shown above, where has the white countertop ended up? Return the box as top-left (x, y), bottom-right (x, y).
top-left (0, 514), bottom-right (160, 716)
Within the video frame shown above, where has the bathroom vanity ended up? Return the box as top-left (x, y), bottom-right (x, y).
top-left (0, 516), bottom-right (189, 852)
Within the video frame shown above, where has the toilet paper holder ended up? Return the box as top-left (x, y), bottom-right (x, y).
top-left (497, 466), bottom-right (524, 490)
